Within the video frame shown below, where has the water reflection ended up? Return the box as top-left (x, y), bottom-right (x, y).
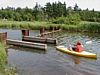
top-left (73, 56), bottom-right (97, 65)
top-left (72, 57), bottom-right (81, 64)
top-left (8, 46), bottom-right (46, 54)
top-left (1, 29), bottom-right (100, 75)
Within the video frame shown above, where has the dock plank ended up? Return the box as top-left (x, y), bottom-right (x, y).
top-left (7, 39), bottom-right (47, 50)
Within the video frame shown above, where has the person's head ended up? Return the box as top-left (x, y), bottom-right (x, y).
top-left (77, 41), bottom-right (81, 45)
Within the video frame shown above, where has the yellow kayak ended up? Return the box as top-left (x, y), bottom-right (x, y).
top-left (56, 46), bottom-right (97, 59)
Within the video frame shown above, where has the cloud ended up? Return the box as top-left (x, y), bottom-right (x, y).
top-left (0, 0), bottom-right (14, 8)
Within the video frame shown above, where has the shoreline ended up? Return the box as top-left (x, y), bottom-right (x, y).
top-left (0, 20), bottom-right (100, 33)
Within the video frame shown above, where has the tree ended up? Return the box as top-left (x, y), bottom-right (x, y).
top-left (33, 3), bottom-right (45, 21)
top-left (33, 3), bottom-right (40, 21)
top-left (74, 3), bottom-right (79, 11)
top-left (45, 2), bottom-right (53, 20)
top-left (57, 1), bottom-right (64, 17)
top-left (63, 2), bottom-right (67, 16)
top-left (16, 7), bottom-right (22, 12)
top-left (0, 1), bottom-right (100, 23)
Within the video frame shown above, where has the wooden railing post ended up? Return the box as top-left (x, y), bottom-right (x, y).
top-left (52, 27), bottom-right (55, 32)
top-left (22, 30), bottom-right (29, 37)
top-left (40, 27), bottom-right (45, 37)
top-left (0, 32), bottom-right (7, 44)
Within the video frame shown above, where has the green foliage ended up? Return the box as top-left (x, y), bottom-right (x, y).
top-left (80, 22), bottom-right (100, 32)
top-left (0, 43), bottom-right (6, 67)
top-left (0, 20), bottom-right (49, 29)
top-left (79, 10), bottom-right (100, 22)
top-left (33, 3), bottom-right (43, 21)
top-left (45, 1), bottom-right (66, 19)
top-left (0, 1), bottom-right (100, 32)
top-left (0, 43), bottom-right (7, 74)
top-left (0, 20), bottom-right (100, 32)
top-left (52, 17), bottom-right (65, 24)
top-left (0, 43), bottom-right (17, 75)
top-left (52, 13), bottom-right (81, 25)
top-left (65, 13), bottom-right (81, 25)
top-left (0, 1), bottom-right (100, 23)
top-left (45, 2), bottom-right (53, 19)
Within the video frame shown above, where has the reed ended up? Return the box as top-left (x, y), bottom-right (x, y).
top-left (0, 20), bottom-right (100, 32)
top-left (60, 22), bottom-right (100, 32)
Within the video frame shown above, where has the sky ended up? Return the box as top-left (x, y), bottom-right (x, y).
top-left (0, 0), bottom-right (100, 11)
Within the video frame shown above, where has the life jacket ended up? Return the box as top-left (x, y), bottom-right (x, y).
top-left (76, 45), bottom-right (83, 52)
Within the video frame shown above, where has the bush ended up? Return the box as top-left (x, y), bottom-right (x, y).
top-left (65, 13), bottom-right (81, 25)
top-left (52, 17), bottom-right (65, 24)
top-left (52, 13), bottom-right (81, 25)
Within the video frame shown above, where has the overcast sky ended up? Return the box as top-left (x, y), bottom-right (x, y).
top-left (0, 0), bottom-right (100, 11)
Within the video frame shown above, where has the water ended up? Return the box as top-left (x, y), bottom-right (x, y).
top-left (0, 29), bottom-right (100, 75)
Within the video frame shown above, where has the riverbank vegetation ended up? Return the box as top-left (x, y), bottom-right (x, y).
top-left (0, 43), bottom-right (17, 75)
top-left (0, 20), bottom-right (100, 32)
top-left (0, 1), bottom-right (100, 32)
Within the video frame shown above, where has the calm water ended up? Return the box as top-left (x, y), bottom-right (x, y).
top-left (0, 29), bottom-right (100, 75)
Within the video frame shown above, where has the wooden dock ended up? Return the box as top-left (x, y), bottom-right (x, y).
top-left (38, 29), bottom-right (61, 37)
top-left (22, 36), bottom-right (58, 45)
top-left (7, 39), bottom-right (47, 50)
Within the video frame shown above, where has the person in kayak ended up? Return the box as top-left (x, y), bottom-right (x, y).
top-left (72, 41), bottom-right (83, 52)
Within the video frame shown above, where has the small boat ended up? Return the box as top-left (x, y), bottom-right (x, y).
top-left (56, 46), bottom-right (97, 59)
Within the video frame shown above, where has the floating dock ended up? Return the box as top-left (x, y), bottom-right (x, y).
top-left (22, 36), bottom-right (58, 45)
top-left (7, 39), bottom-right (47, 50)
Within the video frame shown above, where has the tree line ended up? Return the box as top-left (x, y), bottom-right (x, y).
top-left (0, 1), bottom-right (100, 24)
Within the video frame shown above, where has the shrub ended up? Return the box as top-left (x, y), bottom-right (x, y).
top-left (52, 13), bottom-right (81, 25)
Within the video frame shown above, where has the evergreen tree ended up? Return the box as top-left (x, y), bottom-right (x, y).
top-left (74, 3), bottom-right (79, 11)
top-left (45, 2), bottom-right (53, 19)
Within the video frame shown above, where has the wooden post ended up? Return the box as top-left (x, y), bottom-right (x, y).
top-left (57, 26), bottom-right (60, 30)
top-left (54, 26), bottom-right (57, 30)
top-left (50, 26), bottom-right (55, 31)
top-left (50, 26), bottom-right (53, 30)
top-left (0, 32), bottom-right (7, 44)
top-left (40, 27), bottom-right (45, 37)
top-left (22, 30), bottom-right (29, 37)
top-left (52, 27), bottom-right (55, 32)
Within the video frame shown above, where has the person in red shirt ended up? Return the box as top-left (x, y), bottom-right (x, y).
top-left (71, 41), bottom-right (83, 52)
top-left (75, 41), bottom-right (83, 52)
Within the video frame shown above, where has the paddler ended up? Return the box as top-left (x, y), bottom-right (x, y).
top-left (69, 41), bottom-right (83, 52)
top-left (73, 41), bottom-right (83, 52)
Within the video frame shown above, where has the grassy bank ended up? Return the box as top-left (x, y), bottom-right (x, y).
top-left (0, 20), bottom-right (100, 32)
top-left (0, 43), bottom-right (6, 68)
top-left (0, 43), bottom-right (17, 75)
top-left (0, 20), bottom-right (50, 30)
top-left (61, 21), bottom-right (100, 32)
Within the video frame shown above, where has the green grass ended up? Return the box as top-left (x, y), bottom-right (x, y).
top-left (0, 20), bottom-right (61, 30)
top-left (0, 20), bottom-right (49, 29)
top-left (0, 43), bottom-right (7, 75)
top-left (0, 43), bottom-right (17, 75)
top-left (0, 20), bottom-right (100, 32)
top-left (0, 43), bottom-right (6, 67)
top-left (60, 21), bottom-right (100, 32)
